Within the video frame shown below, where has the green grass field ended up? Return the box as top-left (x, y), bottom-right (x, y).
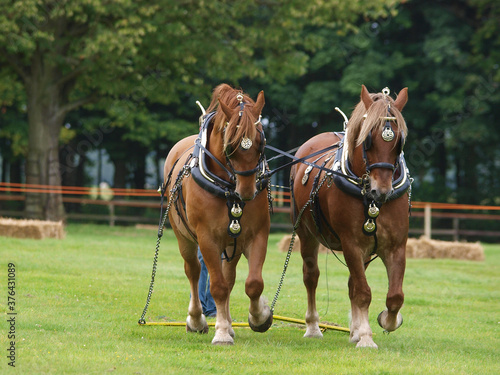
top-left (1, 224), bottom-right (499, 374)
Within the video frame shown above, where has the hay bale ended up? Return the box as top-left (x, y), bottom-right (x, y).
top-left (279, 234), bottom-right (484, 261)
top-left (0, 217), bottom-right (65, 240)
top-left (406, 236), bottom-right (484, 261)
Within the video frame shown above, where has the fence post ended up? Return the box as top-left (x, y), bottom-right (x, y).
top-left (453, 217), bottom-right (459, 241)
top-left (424, 203), bottom-right (432, 239)
top-left (108, 203), bottom-right (115, 226)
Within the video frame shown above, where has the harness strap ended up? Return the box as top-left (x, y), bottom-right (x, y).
top-left (174, 182), bottom-right (198, 243)
top-left (196, 138), bottom-right (235, 181)
top-left (264, 144), bottom-right (345, 179)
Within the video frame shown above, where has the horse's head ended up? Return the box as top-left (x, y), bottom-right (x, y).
top-left (347, 85), bottom-right (408, 203)
top-left (209, 84), bottom-right (266, 201)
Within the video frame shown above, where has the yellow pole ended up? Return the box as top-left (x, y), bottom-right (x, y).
top-left (139, 315), bottom-right (350, 333)
top-left (139, 321), bottom-right (249, 327)
top-left (272, 315), bottom-right (350, 333)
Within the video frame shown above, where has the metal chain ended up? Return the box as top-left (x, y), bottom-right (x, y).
top-left (270, 172), bottom-right (331, 312)
top-left (138, 208), bottom-right (169, 324)
top-left (138, 167), bottom-right (189, 325)
top-left (270, 230), bottom-right (295, 312)
top-left (267, 184), bottom-right (274, 213)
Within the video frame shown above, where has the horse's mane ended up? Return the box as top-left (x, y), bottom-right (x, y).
top-left (346, 92), bottom-right (407, 160)
top-left (206, 84), bottom-right (258, 153)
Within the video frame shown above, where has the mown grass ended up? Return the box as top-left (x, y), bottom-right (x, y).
top-left (1, 224), bottom-right (499, 374)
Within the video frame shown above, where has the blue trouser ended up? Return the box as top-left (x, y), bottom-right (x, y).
top-left (198, 248), bottom-right (217, 317)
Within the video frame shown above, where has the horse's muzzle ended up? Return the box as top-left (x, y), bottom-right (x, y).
top-left (235, 189), bottom-right (259, 202)
top-left (369, 187), bottom-right (394, 204)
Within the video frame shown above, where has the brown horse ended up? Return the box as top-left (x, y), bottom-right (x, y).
top-left (290, 85), bottom-right (410, 348)
top-left (163, 84), bottom-right (273, 345)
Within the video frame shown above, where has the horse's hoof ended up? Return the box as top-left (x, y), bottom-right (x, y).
top-left (186, 316), bottom-right (209, 334)
top-left (211, 333), bottom-right (234, 345)
top-left (377, 310), bottom-right (403, 332)
top-left (304, 326), bottom-right (323, 338)
top-left (186, 324), bottom-right (209, 334)
top-left (212, 339), bottom-right (234, 346)
top-left (248, 311), bottom-right (273, 333)
top-left (356, 336), bottom-right (378, 349)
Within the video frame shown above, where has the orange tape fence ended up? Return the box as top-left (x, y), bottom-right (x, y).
top-left (0, 182), bottom-right (499, 239)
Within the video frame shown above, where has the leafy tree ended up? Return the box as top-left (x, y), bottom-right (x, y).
top-left (0, 0), bottom-right (402, 220)
top-left (0, 0), bottom-right (159, 220)
top-left (257, 0), bottom-right (499, 205)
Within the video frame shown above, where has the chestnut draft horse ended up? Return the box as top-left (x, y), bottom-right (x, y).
top-left (163, 84), bottom-right (273, 345)
top-left (290, 85), bottom-right (410, 348)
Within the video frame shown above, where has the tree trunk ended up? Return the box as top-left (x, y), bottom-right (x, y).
top-left (1, 156), bottom-right (8, 182)
top-left (132, 149), bottom-right (147, 189)
top-left (113, 159), bottom-right (128, 189)
top-left (24, 72), bottom-right (67, 221)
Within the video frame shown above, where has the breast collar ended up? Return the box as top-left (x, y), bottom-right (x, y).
top-left (330, 131), bottom-right (411, 201)
top-left (190, 111), bottom-right (268, 201)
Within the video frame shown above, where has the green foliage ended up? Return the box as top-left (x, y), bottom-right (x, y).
top-left (0, 225), bottom-right (499, 373)
top-left (0, 0), bottom-right (499, 204)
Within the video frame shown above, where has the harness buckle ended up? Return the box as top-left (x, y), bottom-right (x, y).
top-left (361, 172), bottom-right (370, 196)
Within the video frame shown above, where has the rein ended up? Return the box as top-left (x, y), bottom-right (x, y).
top-left (263, 143), bottom-right (350, 180)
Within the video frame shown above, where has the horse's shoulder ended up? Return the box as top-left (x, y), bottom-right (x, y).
top-left (164, 134), bottom-right (198, 175)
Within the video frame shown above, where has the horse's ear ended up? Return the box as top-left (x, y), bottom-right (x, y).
top-left (218, 99), bottom-right (233, 120)
top-left (253, 90), bottom-right (265, 116)
top-left (394, 87), bottom-right (408, 112)
top-left (361, 85), bottom-right (373, 110)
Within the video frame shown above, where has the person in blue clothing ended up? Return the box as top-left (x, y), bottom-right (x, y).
top-left (197, 248), bottom-right (217, 317)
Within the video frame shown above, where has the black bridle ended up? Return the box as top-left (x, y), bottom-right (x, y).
top-left (220, 99), bottom-right (268, 179)
top-left (361, 108), bottom-right (405, 173)
top-left (224, 127), bottom-right (267, 177)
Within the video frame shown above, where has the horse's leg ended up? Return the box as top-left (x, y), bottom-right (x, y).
top-left (178, 238), bottom-right (208, 334)
top-left (377, 245), bottom-right (405, 332)
top-left (201, 243), bottom-right (234, 345)
top-left (222, 252), bottom-right (243, 339)
top-left (299, 231), bottom-right (323, 338)
top-left (245, 234), bottom-right (273, 333)
top-left (345, 244), bottom-right (377, 348)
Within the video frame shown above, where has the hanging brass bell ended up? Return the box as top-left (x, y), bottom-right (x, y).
top-left (364, 219), bottom-right (376, 233)
top-left (229, 220), bottom-right (241, 234)
top-left (368, 203), bottom-right (380, 218)
top-left (231, 204), bottom-right (243, 218)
